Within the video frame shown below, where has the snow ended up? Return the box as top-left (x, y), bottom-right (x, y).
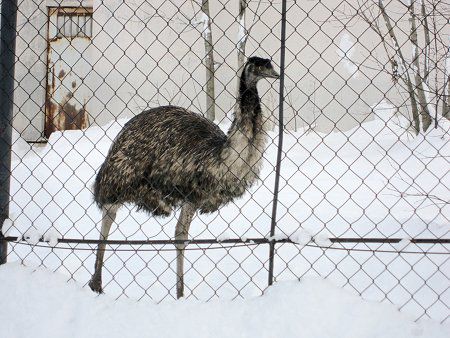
top-left (290, 229), bottom-right (312, 246)
top-left (217, 231), bottom-right (234, 242)
top-left (5, 102), bottom-right (450, 320)
top-left (337, 33), bottom-right (358, 77)
top-left (396, 238), bottom-right (411, 251)
top-left (43, 228), bottom-right (61, 247)
top-left (266, 232), bottom-right (288, 241)
top-left (199, 11), bottom-right (210, 39)
top-left (0, 263), bottom-right (448, 338)
top-left (23, 228), bottom-right (41, 245)
top-left (11, 129), bottom-right (32, 162)
top-left (237, 13), bottom-right (247, 49)
top-left (313, 232), bottom-right (333, 247)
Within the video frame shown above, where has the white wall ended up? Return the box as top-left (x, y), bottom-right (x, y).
top-left (12, 0), bottom-right (48, 141)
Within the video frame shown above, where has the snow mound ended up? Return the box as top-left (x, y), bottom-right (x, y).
top-left (0, 263), bottom-right (448, 338)
top-left (11, 129), bottom-right (32, 161)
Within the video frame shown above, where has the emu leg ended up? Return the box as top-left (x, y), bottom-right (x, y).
top-left (175, 203), bottom-right (196, 299)
top-left (89, 204), bottom-right (118, 293)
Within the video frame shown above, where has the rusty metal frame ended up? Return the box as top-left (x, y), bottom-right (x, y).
top-left (44, 5), bottom-right (93, 138)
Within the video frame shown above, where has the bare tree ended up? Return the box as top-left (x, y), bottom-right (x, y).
top-left (346, 0), bottom-right (448, 134)
top-left (408, 0), bottom-right (432, 131)
top-left (443, 71), bottom-right (449, 120)
top-left (439, 45), bottom-right (449, 121)
top-left (237, 0), bottom-right (248, 74)
top-left (235, 0), bottom-right (263, 101)
top-left (233, 0), bottom-right (249, 112)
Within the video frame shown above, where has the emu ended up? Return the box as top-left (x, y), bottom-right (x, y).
top-left (89, 56), bottom-right (279, 298)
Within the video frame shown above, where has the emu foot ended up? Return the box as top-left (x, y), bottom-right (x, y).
top-left (88, 277), bottom-right (103, 294)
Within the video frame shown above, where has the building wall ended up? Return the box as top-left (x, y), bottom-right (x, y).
top-left (12, 0), bottom-right (48, 141)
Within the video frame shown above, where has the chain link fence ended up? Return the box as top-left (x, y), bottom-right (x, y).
top-left (0, 0), bottom-right (449, 323)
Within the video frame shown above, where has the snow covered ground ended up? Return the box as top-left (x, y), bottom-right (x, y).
top-left (4, 104), bottom-right (449, 322)
top-left (0, 263), bottom-right (448, 338)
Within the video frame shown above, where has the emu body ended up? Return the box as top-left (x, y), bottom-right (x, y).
top-left (89, 57), bottom-right (278, 297)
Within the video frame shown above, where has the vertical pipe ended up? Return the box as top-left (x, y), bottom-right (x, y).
top-left (268, 0), bottom-right (287, 286)
top-left (0, 0), bottom-right (18, 264)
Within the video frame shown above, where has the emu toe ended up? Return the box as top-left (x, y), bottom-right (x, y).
top-left (88, 277), bottom-right (103, 294)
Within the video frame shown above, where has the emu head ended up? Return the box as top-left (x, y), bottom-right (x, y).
top-left (243, 57), bottom-right (279, 86)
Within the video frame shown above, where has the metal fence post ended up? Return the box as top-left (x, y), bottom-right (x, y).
top-left (268, 0), bottom-right (287, 286)
top-left (0, 0), bottom-right (18, 265)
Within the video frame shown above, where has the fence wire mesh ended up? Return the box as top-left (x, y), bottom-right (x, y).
top-left (0, 0), bottom-right (449, 324)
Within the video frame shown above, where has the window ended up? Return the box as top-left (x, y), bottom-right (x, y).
top-left (55, 8), bottom-right (93, 39)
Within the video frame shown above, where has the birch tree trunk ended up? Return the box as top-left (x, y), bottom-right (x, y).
top-left (237, 0), bottom-right (248, 75)
top-left (378, 0), bottom-right (420, 134)
top-left (201, 0), bottom-right (215, 121)
top-left (408, 1), bottom-right (432, 132)
top-left (420, 0), bottom-right (431, 83)
top-left (236, 0), bottom-right (248, 103)
top-left (442, 43), bottom-right (449, 120)
top-left (443, 73), bottom-right (449, 120)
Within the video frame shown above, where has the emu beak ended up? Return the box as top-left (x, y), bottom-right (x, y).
top-left (265, 68), bottom-right (279, 79)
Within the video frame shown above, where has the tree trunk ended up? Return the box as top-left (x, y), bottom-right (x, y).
top-left (378, 0), bottom-right (420, 134)
top-left (236, 0), bottom-right (248, 106)
top-left (237, 0), bottom-right (248, 75)
top-left (201, 0), bottom-right (215, 121)
top-left (420, 0), bottom-right (431, 83)
top-left (408, 1), bottom-right (432, 132)
top-left (443, 74), bottom-right (449, 120)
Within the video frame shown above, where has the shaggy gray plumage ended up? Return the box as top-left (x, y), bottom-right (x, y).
top-left (94, 57), bottom-right (278, 215)
top-left (89, 56), bottom-right (278, 295)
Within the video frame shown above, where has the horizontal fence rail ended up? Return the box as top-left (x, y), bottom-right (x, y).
top-left (2, 234), bottom-right (449, 255)
top-left (3, 236), bottom-right (450, 246)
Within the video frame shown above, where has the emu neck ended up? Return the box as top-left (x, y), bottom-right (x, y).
top-left (219, 71), bottom-right (267, 184)
top-left (227, 73), bottom-right (262, 140)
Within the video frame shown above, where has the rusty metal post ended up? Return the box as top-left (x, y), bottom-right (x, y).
top-left (0, 0), bottom-right (18, 264)
top-left (268, 0), bottom-right (287, 286)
